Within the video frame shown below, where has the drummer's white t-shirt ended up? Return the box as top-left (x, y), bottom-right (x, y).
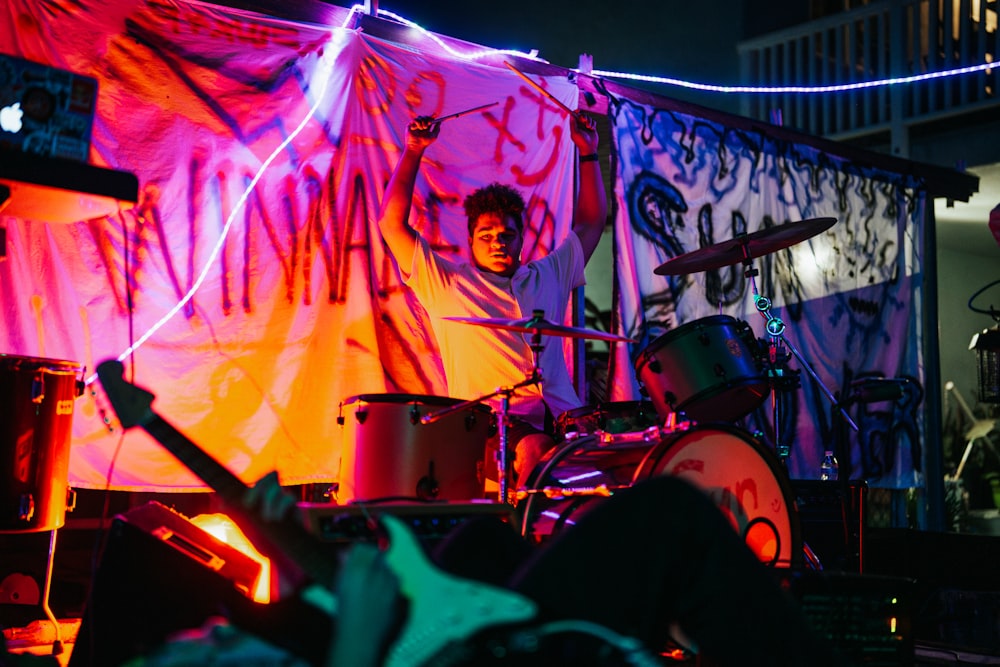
top-left (402, 232), bottom-right (586, 430)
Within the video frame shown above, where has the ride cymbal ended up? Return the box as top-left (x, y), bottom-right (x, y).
top-left (654, 217), bottom-right (837, 275)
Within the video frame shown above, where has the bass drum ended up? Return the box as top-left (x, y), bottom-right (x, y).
top-left (519, 425), bottom-right (801, 568)
top-left (337, 394), bottom-right (494, 503)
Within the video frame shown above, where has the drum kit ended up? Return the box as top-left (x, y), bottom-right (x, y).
top-left (339, 217), bottom-right (856, 568)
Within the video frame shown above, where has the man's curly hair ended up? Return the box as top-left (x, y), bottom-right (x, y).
top-left (463, 182), bottom-right (526, 235)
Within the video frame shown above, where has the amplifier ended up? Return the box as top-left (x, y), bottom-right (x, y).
top-left (69, 501), bottom-right (266, 667)
top-left (297, 500), bottom-right (517, 543)
top-left (779, 570), bottom-right (915, 667)
top-left (791, 479), bottom-right (867, 573)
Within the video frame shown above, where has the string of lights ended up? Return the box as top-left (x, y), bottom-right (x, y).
top-left (95, 31), bottom-right (343, 383)
top-left (351, 4), bottom-right (995, 95)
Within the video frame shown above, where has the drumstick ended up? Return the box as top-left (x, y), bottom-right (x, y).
top-left (504, 61), bottom-right (574, 115)
top-left (432, 101), bottom-right (499, 124)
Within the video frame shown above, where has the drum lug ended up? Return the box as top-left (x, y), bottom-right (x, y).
top-left (31, 374), bottom-right (45, 404)
top-left (464, 412), bottom-right (477, 432)
top-left (409, 404), bottom-right (421, 425)
top-left (662, 391), bottom-right (677, 409)
top-left (355, 406), bottom-right (368, 424)
top-left (65, 487), bottom-right (77, 513)
top-left (17, 493), bottom-right (35, 522)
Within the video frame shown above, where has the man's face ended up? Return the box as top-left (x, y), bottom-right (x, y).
top-left (469, 212), bottom-right (523, 276)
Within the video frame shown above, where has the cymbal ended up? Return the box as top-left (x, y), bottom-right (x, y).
top-left (443, 315), bottom-right (636, 343)
top-left (654, 217), bottom-right (837, 276)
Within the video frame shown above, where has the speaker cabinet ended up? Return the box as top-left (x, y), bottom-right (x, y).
top-left (792, 479), bottom-right (867, 573)
top-left (68, 502), bottom-right (267, 667)
top-left (780, 570), bottom-right (916, 667)
top-left (297, 500), bottom-right (517, 544)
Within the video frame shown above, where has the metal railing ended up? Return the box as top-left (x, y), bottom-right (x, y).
top-left (737, 0), bottom-right (999, 145)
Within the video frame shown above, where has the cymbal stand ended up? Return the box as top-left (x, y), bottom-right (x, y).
top-left (421, 330), bottom-right (546, 504)
top-left (738, 251), bottom-right (859, 461)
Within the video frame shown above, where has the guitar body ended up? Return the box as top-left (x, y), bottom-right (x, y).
top-left (379, 515), bottom-right (537, 667)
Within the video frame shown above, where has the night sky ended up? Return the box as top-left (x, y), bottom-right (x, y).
top-left (377, 0), bottom-right (753, 115)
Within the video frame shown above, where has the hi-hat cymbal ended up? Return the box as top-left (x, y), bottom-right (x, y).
top-left (444, 315), bottom-right (636, 343)
top-left (654, 217), bottom-right (837, 276)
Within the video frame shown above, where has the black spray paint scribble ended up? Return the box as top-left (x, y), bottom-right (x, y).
top-left (615, 98), bottom-right (927, 479)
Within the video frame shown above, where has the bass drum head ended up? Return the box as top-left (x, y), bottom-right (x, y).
top-left (636, 426), bottom-right (801, 568)
top-left (519, 427), bottom-right (801, 569)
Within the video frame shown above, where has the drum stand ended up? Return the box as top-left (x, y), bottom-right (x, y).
top-left (740, 254), bottom-right (859, 463)
top-left (421, 334), bottom-right (546, 504)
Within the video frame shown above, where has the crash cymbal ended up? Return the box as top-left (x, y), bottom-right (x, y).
top-left (444, 315), bottom-right (636, 343)
top-left (654, 217), bottom-right (837, 276)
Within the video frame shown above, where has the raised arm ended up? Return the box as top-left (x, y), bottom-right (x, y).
top-left (377, 116), bottom-right (440, 266)
top-left (569, 111), bottom-right (607, 265)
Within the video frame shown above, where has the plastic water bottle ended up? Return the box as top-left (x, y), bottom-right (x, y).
top-left (820, 450), bottom-right (839, 481)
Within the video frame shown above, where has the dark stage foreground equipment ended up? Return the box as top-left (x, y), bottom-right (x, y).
top-left (780, 570), bottom-right (916, 667)
top-left (297, 499), bottom-right (516, 544)
top-left (68, 501), bottom-right (334, 667)
top-left (791, 479), bottom-right (867, 573)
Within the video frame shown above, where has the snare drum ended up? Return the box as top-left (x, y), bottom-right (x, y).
top-left (634, 315), bottom-right (768, 423)
top-left (520, 424), bottom-right (801, 568)
top-left (337, 394), bottom-right (494, 503)
top-left (555, 401), bottom-right (660, 440)
top-left (0, 355), bottom-right (83, 533)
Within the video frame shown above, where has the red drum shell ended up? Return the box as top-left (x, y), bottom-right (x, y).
top-left (0, 355), bottom-right (82, 533)
top-left (519, 425), bottom-right (801, 568)
top-left (337, 394), bottom-right (493, 503)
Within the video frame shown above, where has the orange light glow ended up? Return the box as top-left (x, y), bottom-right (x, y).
top-left (192, 513), bottom-right (271, 604)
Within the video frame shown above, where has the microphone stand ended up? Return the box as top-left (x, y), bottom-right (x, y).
top-left (739, 251), bottom-right (858, 464)
top-left (421, 330), bottom-right (546, 504)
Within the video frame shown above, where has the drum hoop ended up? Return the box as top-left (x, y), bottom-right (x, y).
top-left (632, 314), bottom-right (753, 369)
top-left (341, 393), bottom-right (492, 413)
top-left (0, 354), bottom-right (83, 373)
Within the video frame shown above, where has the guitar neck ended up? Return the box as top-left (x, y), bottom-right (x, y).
top-left (142, 416), bottom-right (340, 584)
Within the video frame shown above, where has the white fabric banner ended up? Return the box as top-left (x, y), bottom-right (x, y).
top-left (609, 98), bottom-right (928, 487)
top-left (1, 0), bottom-right (578, 490)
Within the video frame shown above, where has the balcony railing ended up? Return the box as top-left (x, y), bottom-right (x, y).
top-left (737, 0), bottom-right (999, 145)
